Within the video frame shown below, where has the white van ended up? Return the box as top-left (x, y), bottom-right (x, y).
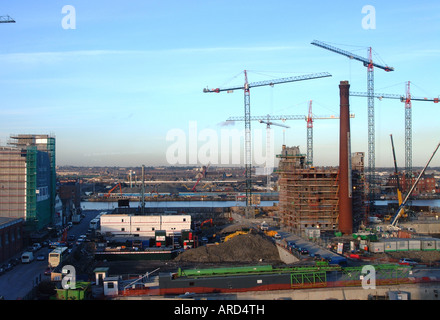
top-left (368, 216), bottom-right (382, 224)
top-left (21, 251), bottom-right (34, 263)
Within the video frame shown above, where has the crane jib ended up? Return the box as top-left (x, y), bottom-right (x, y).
top-left (311, 40), bottom-right (394, 72)
top-left (203, 72), bottom-right (332, 93)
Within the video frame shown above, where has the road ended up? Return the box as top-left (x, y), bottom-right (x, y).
top-left (0, 210), bottom-right (104, 300)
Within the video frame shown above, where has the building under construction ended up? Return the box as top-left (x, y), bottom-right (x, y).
top-left (276, 146), bottom-right (365, 236)
top-left (277, 81), bottom-right (365, 236)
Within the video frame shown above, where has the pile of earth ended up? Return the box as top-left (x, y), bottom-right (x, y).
top-left (174, 232), bottom-right (282, 264)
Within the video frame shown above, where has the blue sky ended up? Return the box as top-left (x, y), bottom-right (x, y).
top-left (0, 1), bottom-right (439, 168)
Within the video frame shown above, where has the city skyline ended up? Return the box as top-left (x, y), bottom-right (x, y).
top-left (0, 1), bottom-right (439, 168)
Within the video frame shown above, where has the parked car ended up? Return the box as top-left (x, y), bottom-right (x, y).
top-left (44, 267), bottom-right (52, 276)
top-left (313, 254), bottom-right (322, 261)
top-left (36, 254), bottom-right (46, 261)
top-left (399, 258), bottom-right (418, 266)
top-left (273, 233), bottom-right (282, 240)
top-left (9, 258), bottom-right (20, 267)
top-left (2, 263), bottom-right (12, 272)
top-left (300, 248), bottom-right (309, 255)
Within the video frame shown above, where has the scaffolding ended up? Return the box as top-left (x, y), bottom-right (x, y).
top-left (2, 134), bottom-right (56, 231)
top-left (277, 145), bottom-right (340, 235)
top-left (277, 146), bottom-right (365, 235)
top-left (0, 147), bottom-right (28, 218)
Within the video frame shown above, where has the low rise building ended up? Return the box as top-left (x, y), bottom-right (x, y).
top-left (0, 217), bottom-right (24, 263)
top-left (100, 214), bottom-right (191, 237)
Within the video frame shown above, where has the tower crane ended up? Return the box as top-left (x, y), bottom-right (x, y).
top-left (311, 40), bottom-right (394, 206)
top-left (204, 70), bottom-right (332, 217)
top-left (351, 81), bottom-right (439, 182)
top-left (0, 15), bottom-right (15, 23)
top-left (191, 164), bottom-right (210, 192)
top-left (227, 111), bottom-right (354, 167)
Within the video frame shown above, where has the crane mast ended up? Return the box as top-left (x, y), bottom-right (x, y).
top-left (227, 110), bottom-right (354, 167)
top-left (311, 40), bottom-right (394, 211)
top-left (351, 81), bottom-right (439, 182)
top-left (204, 71), bottom-right (331, 217)
top-left (307, 100), bottom-right (314, 166)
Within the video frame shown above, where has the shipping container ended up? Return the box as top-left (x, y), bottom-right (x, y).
top-left (408, 240), bottom-right (421, 251)
top-left (369, 242), bottom-right (385, 253)
top-left (384, 241), bottom-right (397, 252)
top-left (396, 240), bottom-right (409, 251)
top-left (398, 230), bottom-right (413, 239)
top-left (421, 239), bottom-right (436, 251)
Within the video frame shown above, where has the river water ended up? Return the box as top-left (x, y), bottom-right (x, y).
top-left (81, 200), bottom-right (279, 211)
top-left (375, 199), bottom-right (440, 208)
top-left (81, 199), bottom-right (440, 211)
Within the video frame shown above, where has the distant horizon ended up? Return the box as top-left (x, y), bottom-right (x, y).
top-left (56, 164), bottom-right (440, 170)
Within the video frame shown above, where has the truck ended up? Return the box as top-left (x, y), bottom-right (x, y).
top-left (368, 217), bottom-right (382, 224)
top-left (259, 222), bottom-right (269, 231)
top-left (21, 251), bottom-right (34, 263)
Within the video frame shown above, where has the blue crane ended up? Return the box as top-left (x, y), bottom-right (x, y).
top-left (204, 71), bottom-right (332, 217)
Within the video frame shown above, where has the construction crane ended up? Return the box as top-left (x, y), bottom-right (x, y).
top-left (204, 70), bottom-right (332, 218)
top-left (306, 100), bottom-right (314, 166)
top-left (0, 15), bottom-right (15, 23)
top-left (191, 164), bottom-right (210, 192)
top-left (351, 81), bottom-right (439, 181)
top-left (311, 40), bottom-right (394, 206)
top-left (105, 183), bottom-right (123, 198)
top-left (227, 111), bottom-right (354, 167)
top-left (387, 134), bottom-right (405, 222)
top-left (258, 119), bottom-right (290, 188)
top-left (388, 141), bottom-right (440, 230)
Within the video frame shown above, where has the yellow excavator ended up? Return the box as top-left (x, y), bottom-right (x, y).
top-left (223, 230), bottom-right (249, 242)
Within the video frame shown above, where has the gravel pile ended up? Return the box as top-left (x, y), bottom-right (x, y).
top-left (174, 232), bottom-right (282, 264)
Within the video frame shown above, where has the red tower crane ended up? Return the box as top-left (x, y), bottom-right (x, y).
top-left (227, 108), bottom-right (354, 167)
top-left (191, 164), bottom-right (210, 192)
top-left (351, 81), bottom-right (439, 179)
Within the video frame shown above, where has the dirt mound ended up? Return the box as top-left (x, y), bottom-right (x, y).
top-left (174, 233), bottom-right (281, 263)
